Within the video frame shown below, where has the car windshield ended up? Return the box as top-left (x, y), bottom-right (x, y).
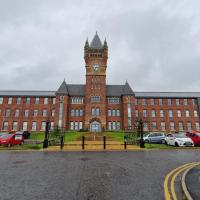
top-left (0, 134), bottom-right (13, 139)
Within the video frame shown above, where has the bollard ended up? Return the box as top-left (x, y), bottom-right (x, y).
top-left (82, 136), bottom-right (85, 150)
top-left (124, 136), bottom-right (127, 150)
top-left (103, 136), bottom-right (106, 149)
top-left (60, 136), bottom-right (64, 150)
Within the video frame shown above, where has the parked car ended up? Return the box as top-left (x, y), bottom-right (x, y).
top-left (186, 132), bottom-right (200, 146)
top-left (143, 132), bottom-right (166, 144)
top-left (0, 133), bottom-right (24, 147)
top-left (0, 132), bottom-right (9, 138)
top-left (165, 133), bottom-right (194, 147)
top-left (14, 131), bottom-right (30, 139)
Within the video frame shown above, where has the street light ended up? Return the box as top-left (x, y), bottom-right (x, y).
top-left (138, 116), bottom-right (145, 148)
top-left (43, 118), bottom-right (50, 148)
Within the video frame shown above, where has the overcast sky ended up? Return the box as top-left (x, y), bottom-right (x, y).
top-left (0, 0), bottom-right (200, 92)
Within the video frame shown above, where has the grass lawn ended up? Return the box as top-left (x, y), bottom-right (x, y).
top-left (64, 131), bottom-right (83, 142)
top-left (145, 143), bottom-right (172, 149)
top-left (106, 131), bottom-right (125, 142)
top-left (29, 132), bottom-right (45, 141)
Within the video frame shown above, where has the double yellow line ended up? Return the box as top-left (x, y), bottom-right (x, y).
top-left (164, 161), bottom-right (200, 200)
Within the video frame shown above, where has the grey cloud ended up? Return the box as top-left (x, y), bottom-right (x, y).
top-left (0, 0), bottom-right (200, 92)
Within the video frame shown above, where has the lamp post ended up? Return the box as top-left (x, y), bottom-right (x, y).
top-left (43, 118), bottom-right (50, 148)
top-left (139, 116), bottom-right (145, 148)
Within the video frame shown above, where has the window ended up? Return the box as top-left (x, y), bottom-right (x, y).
top-left (152, 122), bottom-right (157, 130)
top-left (176, 99), bottom-right (180, 106)
top-left (22, 122), bottom-right (28, 131)
top-left (112, 110), bottom-right (116, 116)
top-left (184, 99), bottom-right (188, 105)
top-left (35, 97), bottom-right (39, 104)
top-left (75, 109), bottom-right (79, 116)
top-left (195, 122), bottom-right (200, 131)
top-left (187, 122), bottom-right (192, 131)
top-left (8, 97), bottom-right (12, 104)
top-left (91, 108), bottom-right (100, 116)
top-left (24, 109), bottom-right (29, 117)
top-left (192, 99), bottom-right (197, 105)
top-left (2, 122), bottom-right (8, 130)
top-left (12, 122), bottom-right (18, 131)
top-left (41, 122), bottom-right (46, 130)
top-left (143, 110), bottom-right (147, 117)
top-left (5, 109), bottom-right (10, 117)
top-left (108, 97), bottom-right (120, 104)
top-left (170, 122), bottom-right (175, 130)
top-left (32, 122), bottom-right (37, 131)
top-left (151, 110), bottom-right (156, 117)
top-left (75, 122), bottom-right (79, 130)
top-left (42, 109), bottom-right (47, 117)
top-left (108, 110), bottom-right (111, 116)
top-left (168, 110), bottom-right (173, 118)
top-left (71, 97), bottom-right (83, 104)
top-left (134, 98), bottom-right (138, 105)
top-left (52, 97), bottom-right (56, 104)
top-left (71, 109), bottom-right (75, 116)
top-left (108, 122), bottom-right (120, 130)
top-left (43, 98), bottom-right (48, 105)
top-left (177, 110), bottom-right (181, 118)
top-left (185, 110), bottom-right (190, 117)
top-left (26, 97), bottom-right (30, 104)
top-left (142, 99), bottom-right (146, 105)
top-left (70, 122), bottom-right (74, 130)
top-left (150, 98), bottom-right (154, 105)
top-left (168, 99), bottom-right (172, 105)
top-left (50, 122), bottom-right (54, 130)
top-left (144, 123), bottom-right (148, 131)
top-left (161, 122), bottom-right (165, 130)
top-left (51, 109), bottom-right (55, 117)
top-left (116, 110), bottom-right (120, 116)
top-left (160, 110), bottom-right (164, 117)
top-left (159, 99), bottom-right (163, 105)
top-left (15, 109), bottom-right (20, 117)
top-left (135, 110), bottom-right (138, 117)
top-left (91, 96), bottom-right (100, 103)
top-left (0, 97), bottom-right (3, 104)
top-left (179, 122), bottom-right (184, 131)
top-left (16, 97), bottom-right (21, 104)
top-left (33, 109), bottom-right (38, 117)
top-left (194, 110), bottom-right (198, 117)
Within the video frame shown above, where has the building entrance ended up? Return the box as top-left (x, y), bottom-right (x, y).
top-left (90, 121), bottom-right (101, 132)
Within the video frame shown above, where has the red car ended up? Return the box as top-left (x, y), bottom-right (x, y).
top-left (186, 132), bottom-right (200, 146)
top-left (0, 133), bottom-right (24, 147)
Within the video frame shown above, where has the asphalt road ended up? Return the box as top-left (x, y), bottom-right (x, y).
top-left (0, 150), bottom-right (200, 200)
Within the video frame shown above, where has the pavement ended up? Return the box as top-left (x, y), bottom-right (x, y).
top-left (0, 150), bottom-right (200, 200)
top-left (185, 165), bottom-right (200, 199)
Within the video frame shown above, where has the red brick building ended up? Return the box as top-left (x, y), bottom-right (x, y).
top-left (0, 33), bottom-right (200, 132)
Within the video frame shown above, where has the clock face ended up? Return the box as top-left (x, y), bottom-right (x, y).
top-left (93, 64), bottom-right (99, 72)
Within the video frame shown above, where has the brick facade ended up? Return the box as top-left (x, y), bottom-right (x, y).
top-left (0, 33), bottom-right (200, 133)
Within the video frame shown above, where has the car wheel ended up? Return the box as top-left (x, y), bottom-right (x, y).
top-left (161, 139), bottom-right (165, 144)
top-left (175, 142), bottom-right (179, 147)
top-left (7, 143), bottom-right (12, 148)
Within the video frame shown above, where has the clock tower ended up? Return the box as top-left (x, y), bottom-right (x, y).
top-left (84, 32), bottom-right (108, 132)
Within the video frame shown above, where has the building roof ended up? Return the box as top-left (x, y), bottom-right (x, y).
top-left (0, 90), bottom-right (55, 97)
top-left (56, 80), bottom-right (68, 95)
top-left (0, 88), bottom-right (200, 98)
top-left (134, 92), bottom-right (200, 98)
top-left (90, 32), bottom-right (103, 49)
top-left (122, 81), bottom-right (135, 96)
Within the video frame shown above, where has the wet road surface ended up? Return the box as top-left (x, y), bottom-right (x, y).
top-left (0, 150), bottom-right (200, 200)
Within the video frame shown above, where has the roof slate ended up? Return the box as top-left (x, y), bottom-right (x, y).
top-left (90, 32), bottom-right (103, 49)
